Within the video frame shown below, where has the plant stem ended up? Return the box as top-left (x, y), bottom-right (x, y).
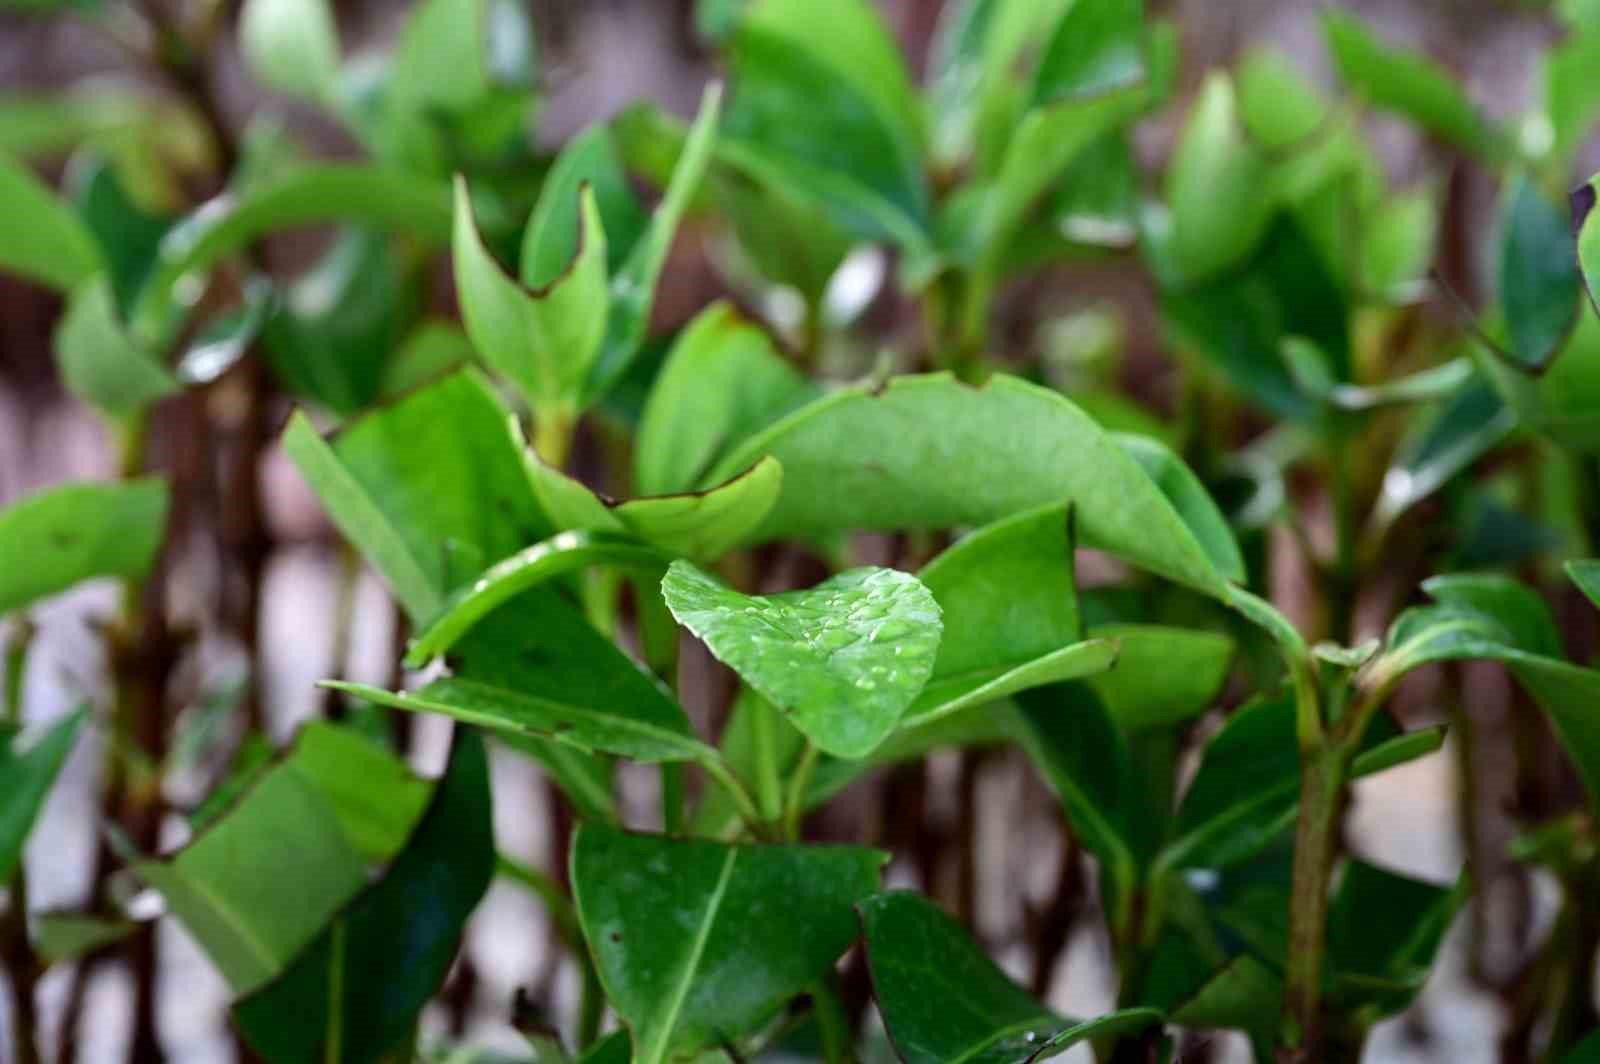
top-left (810, 971), bottom-right (856, 1064)
top-left (700, 754), bottom-right (768, 837)
top-left (1279, 744), bottom-right (1347, 1060)
top-left (784, 742), bottom-right (821, 841)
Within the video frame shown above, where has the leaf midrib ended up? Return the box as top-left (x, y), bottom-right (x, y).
top-left (640, 847), bottom-right (740, 1064)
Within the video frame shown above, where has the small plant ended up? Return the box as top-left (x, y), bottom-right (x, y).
top-left (6, 0), bottom-right (1600, 1062)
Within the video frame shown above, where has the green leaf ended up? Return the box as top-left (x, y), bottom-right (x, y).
top-left (526, 453), bottom-right (785, 562)
top-left (721, 0), bottom-right (928, 248)
top-left (661, 561), bottom-right (943, 759)
top-left (584, 84), bottom-right (722, 403)
top-left (1087, 624), bottom-right (1234, 731)
top-left (261, 229), bottom-right (416, 415)
top-left (0, 709), bottom-right (85, 882)
top-left (387, 0), bottom-right (533, 117)
top-left (521, 126), bottom-right (647, 288)
top-left (1163, 74), bottom-right (1275, 284)
top-left (1157, 216), bottom-right (1347, 421)
top-left (636, 303), bottom-right (816, 496)
top-left (904, 640), bottom-right (1119, 731)
top-left (132, 722), bottom-right (431, 993)
top-left (283, 369), bottom-right (552, 622)
top-left (1117, 434), bottom-right (1247, 583)
top-left (234, 729), bottom-right (494, 1063)
top-left (136, 166), bottom-right (452, 334)
top-left (1578, 175), bottom-right (1600, 322)
top-left (907, 503), bottom-right (1116, 727)
top-left (1166, 696), bottom-right (1446, 871)
top-left (240, 0), bottom-right (342, 104)
top-left (0, 152), bottom-right (102, 291)
top-left (1168, 954), bottom-right (1282, 1050)
top-left (1030, 0), bottom-right (1145, 107)
top-left (54, 276), bottom-right (182, 414)
top-left (708, 373), bottom-right (1241, 598)
top-left (571, 825), bottom-right (884, 1064)
top-left (859, 891), bottom-right (1162, 1064)
top-left (1374, 374), bottom-right (1515, 527)
top-left (917, 503), bottom-right (1081, 676)
top-left (32, 911), bottom-right (136, 964)
top-left (1568, 560), bottom-right (1600, 611)
top-left (334, 589), bottom-right (702, 764)
top-left (1014, 684), bottom-right (1146, 893)
top-left (407, 531), bottom-right (669, 666)
top-left (1327, 859), bottom-right (1467, 1020)
top-left (454, 178), bottom-right (608, 412)
top-left (1497, 175), bottom-right (1581, 371)
top-left (0, 479), bottom-right (168, 615)
top-left (1321, 9), bottom-right (1495, 158)
top-left (68, 154), bottom-right (177, 317)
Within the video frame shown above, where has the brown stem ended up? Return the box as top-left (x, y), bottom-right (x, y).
top-left (2, 871), bottom-right (43, 1064)
top-left (1278, 745), bottom-right (1348, 1061)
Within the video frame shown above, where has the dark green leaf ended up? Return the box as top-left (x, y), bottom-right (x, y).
top-left (1579, 175), bottom-right (1600, 321)
top-left (1030, 0), bottom-right (1145, 107)
top-left (1568, 560), bottom-right (1600, 611)
top-left (136, 166), bottom-right (451, 334)
top-left (859, 891), bottom-right (1162, 1064)
top-left (521, 126), bottom-right (647, 287)
top-left (0, 709), bottom-right (85, 882)
top-left (333, 589), bottom-right (701, 764)
top-left (1497, 175), bottom-right (1581, 371)
top-left (262, 229), bottom-right (417, 415)
top-left (572, 825), bottom-right (884, 1064)
top-left (0, 479), bottom-right (168, 614)
top-left (235, 729), bottom-right (495, 1063)
top-left (1327, 860), bottom-right (1467, 1019)
top-left (407, 531), bottom-right (669, 666)
top-left (661, 561), bottom-right (943, 758)
top-left (721, 0), bottom-right (928, 249)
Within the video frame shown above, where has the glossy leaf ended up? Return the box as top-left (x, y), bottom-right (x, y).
top-left (635, 303), bottom-right (816, 496)
top-left (525, 453), bottom-right (784, 562)
top-left (1497, 175), bottom-right (1580, 371)
top-left (1374, 374), bottom-right (1515, 527)
top-left (234, 729), bottom-right (494, 1063)
top-left (0, 479), bottom-right (168, 615)
top-left (859, 891), bottom-right (1162, 1064)
top-left (132, 723), bottom-right (432, 993)
top-left (1030, 0), bottom-right (1145, 107)
top-left (571, 825), bottom-right (884, 1064)
top-left (407, 531), bottom-right (669, 666)
top-left (283, 369), bottom-right (552, 622)
top-left (708, 373), bottom-right (1242, 597)
top-left (453, 178), bottom-right (608, 411)
top-left (333, 590), bottom-right (701, 764)
top-left (240, 0), bottom-right (341, 103)
top-left (0, 709), bottom-right (85, 882)
top-left (661, 561), bottom-right (942, 758)
top-left (1321, 9), bottom-right (1494, 157)
top-left (0, 152), bottom-right (102, 291)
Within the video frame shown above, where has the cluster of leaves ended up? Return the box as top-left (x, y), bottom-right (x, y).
top-left (7, 0), bottom-right (1600, 1062)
